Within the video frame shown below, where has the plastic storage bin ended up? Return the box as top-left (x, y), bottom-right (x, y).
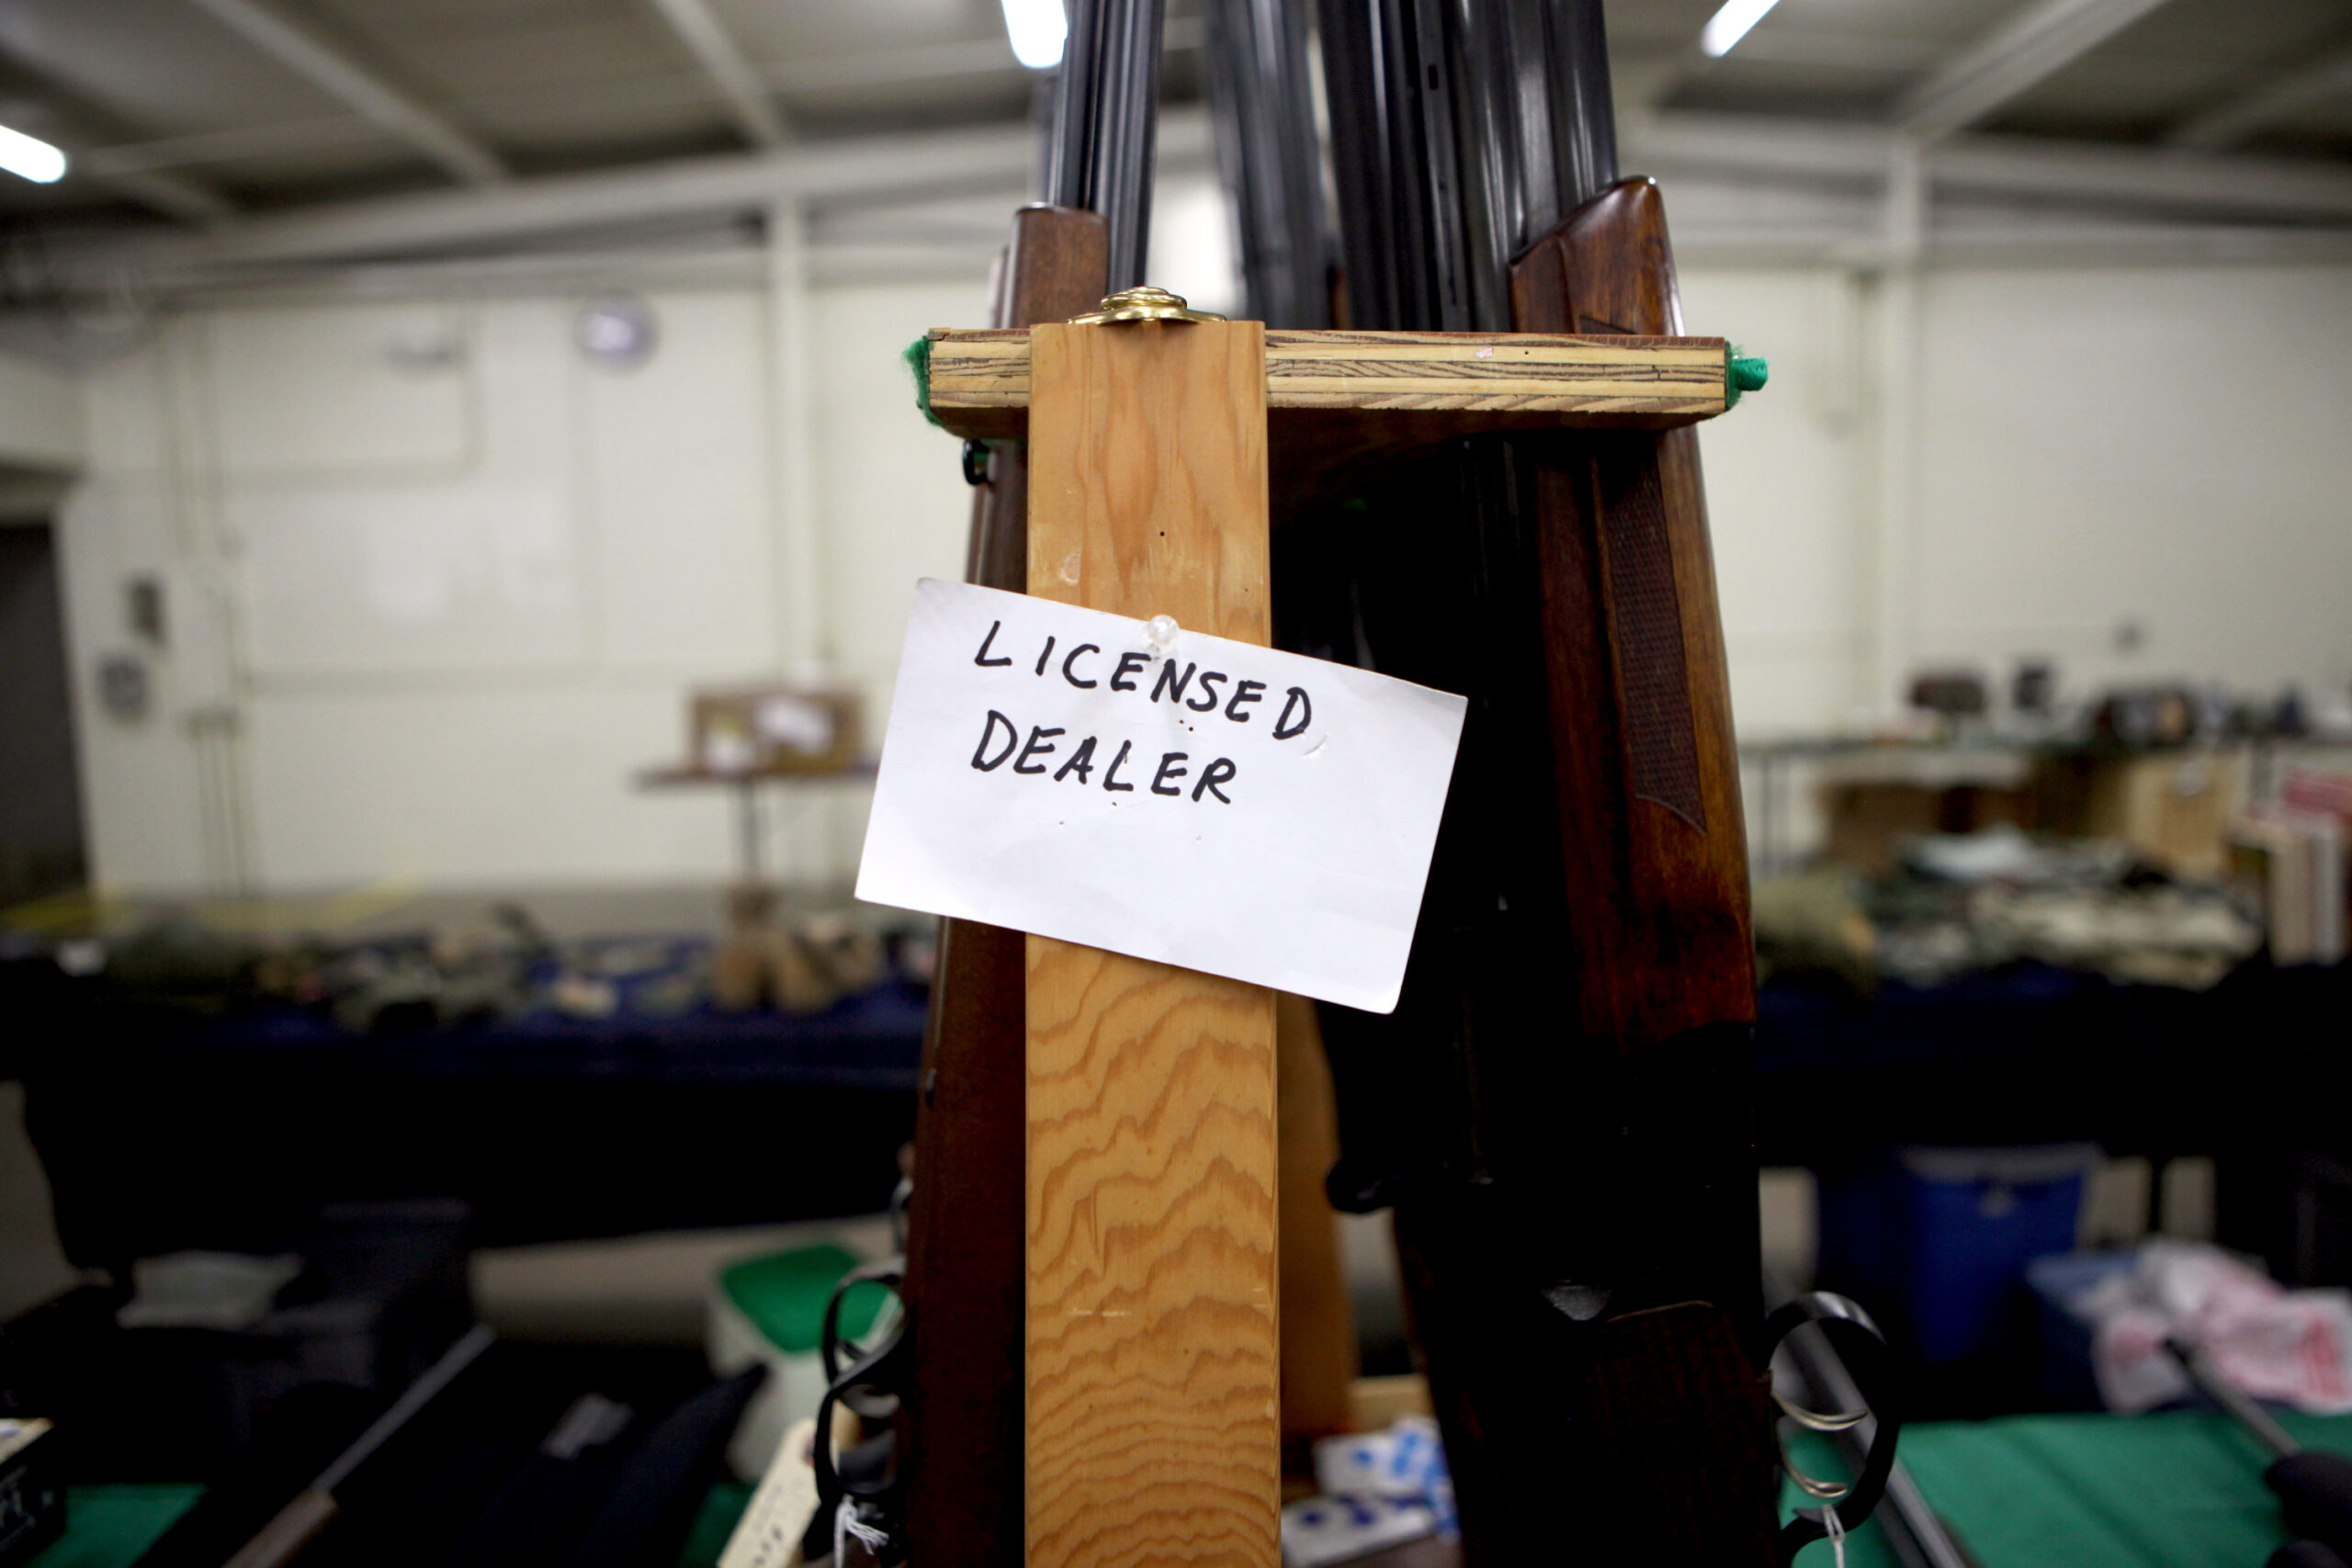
top-left (707, 1243), bottom-right (891, 1478)
top-left (1817, 1144), bottom-right (2099, 1365)
top-left (2024, 1249), bottom-right (2138, 1410)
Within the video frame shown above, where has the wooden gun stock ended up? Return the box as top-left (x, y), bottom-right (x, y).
top-left (1298, 176), bottom-right (1769, 1564)
top-left (1510, 176), bottom-right (1755, 1053)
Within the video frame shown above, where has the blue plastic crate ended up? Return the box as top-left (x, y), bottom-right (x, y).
top-left (1817, 1144), bottom-right (2100, 1366)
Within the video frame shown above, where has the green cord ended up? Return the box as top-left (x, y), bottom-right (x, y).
top-left (903, 333), bottom-right (942, 429)
top-left (1726, 346), bottom-right (1770, 410)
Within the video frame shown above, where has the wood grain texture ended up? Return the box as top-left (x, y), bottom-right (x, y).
top-left (1265, 329), bottom-right (1721, 411)
top-left (1584, 1304), bottom-right (1779, 1568)
top-left (1025, 318), bottom-right (1281, 1568)
top-left (1276, 992), bottom-right (1358, 1457)
top-left (927, 326), bottom-right (1728, 440)
top-left (1025, 321), bottom-right (1272, 638)
top-left (1512, 177), bottom-right (1756, 1051)
top-left (904, 202), bottom-right (1108, 1568)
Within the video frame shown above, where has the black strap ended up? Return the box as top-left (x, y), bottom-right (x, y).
top-left (805, 1260), bottom-right (910, 1562)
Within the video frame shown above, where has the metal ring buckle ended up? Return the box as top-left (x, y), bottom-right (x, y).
top-left (1780, 1448), bottom-right (1857, 1503)
top-left (1772, 1390), bottom-right (1871, 1433)
top-left (1765, 1291), bottom-right (1902, 1562)
top-left (1775, 1387), bottom-right (1866, 1501)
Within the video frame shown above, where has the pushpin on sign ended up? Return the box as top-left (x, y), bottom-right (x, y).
top-left (856, 577), bottom-right (1465, 1013)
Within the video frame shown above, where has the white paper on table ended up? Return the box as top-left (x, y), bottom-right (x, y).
top-left (855, 579), bottom-right (1467, 1013)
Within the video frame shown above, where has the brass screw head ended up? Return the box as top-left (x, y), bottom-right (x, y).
top-left (1066, 285), bottom-right (1227, 325)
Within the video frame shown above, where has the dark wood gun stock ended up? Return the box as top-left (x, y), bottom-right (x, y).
top-left (1510, 177), bottom-right (1762, 1347)
top-left (1368, 176), bottom-right (1770, 1565)
top-left (960, 208), bottom-right (1113, 594)
top-left (1510, 176), bottom-right (1756, 1054)
top-left (899, 202), bottom-right (1108, 1568)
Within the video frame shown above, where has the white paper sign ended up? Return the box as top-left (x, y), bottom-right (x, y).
top-left (855, 579), bottom-right (1466, 1013)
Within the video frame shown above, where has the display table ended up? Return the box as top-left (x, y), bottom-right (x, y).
top-left (1754, 959), bottom-right (2352, 1289)
top-left (22, 1485), bottom-right (198, 1568)
top-left (35, 1411), bottom-right (2348, 1566)
top-left (26, 1482), bottom-right (753, 1568)
top-left (22, 976), bottom-right (927, 1263)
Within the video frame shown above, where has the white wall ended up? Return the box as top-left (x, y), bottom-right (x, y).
top-left (1686, 261), bottom-right (2352, 741)
top-left (0, 348), bottom-right (82, 472)
top-left (51, 247), bottom-right (2352, 897)
top-left (1910, 266), bottom-right (2352, 705)
top-left (1680, 268), bottom-right (1875, 736)
top-left (813, 287), bottom-right (995, 714)
top-left (61, 279), bottom-right (983, 895)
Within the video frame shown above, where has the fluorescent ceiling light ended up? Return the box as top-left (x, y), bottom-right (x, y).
top-left (1699, 0), bottom-right (1781, 58)
top-left (0, 124), bottom-right (65, 184)
top-left (1001, 0), bottom-right (1067, 71)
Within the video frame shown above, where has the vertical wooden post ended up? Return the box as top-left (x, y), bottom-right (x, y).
top-left (1023, 318), bottom-right (1281, 1568)
top-left (903, 203), bottom-right (1108, 1568)
top-left (1275, 992), bottom-right (1358, 1455)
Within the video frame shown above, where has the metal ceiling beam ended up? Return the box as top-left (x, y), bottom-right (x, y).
top-left (1933, 131), bottom-right (2352, 220)
top-left (1622, 110), bottom-right (1889, 183)
top-left (643, 0), bottom-right (789, 148)
top-left (1733, 32), bottom-right (1946, 73)
top-left (79, 26), bottom-right (1212, 178)
top-left (86, 163), bottom-right (240, 225)
top-left (28, 116), bottom-right (242, 224)
top-left (183, 0), bottom-right (508, 185)
top-left (0, 47), bottom-right (242, 224)
top-left (51, 107), bottom-right (2352, 293)
top-left (1623, 112), bottom-right (2352, 220)
top-left (766, 36), bottom-right (1026, 93)
top-left (59, 112), bottom-right (1216, 288)
top-left (2166, 42), bottom-right (2352, 152)
top-left (1628, 28), bottom-right (1948, 115)
top-left (83, 116), bottom-right (379, 177)
top-left (75, 52), bottom-right (991, 179)
top-left (1894, 0), bottom-right (2177, 141)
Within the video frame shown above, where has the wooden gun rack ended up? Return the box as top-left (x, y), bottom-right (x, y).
top-left (925, 325), bottom-right (1735, 439)
top-left (902, 198), bottom-right (1751, 1567)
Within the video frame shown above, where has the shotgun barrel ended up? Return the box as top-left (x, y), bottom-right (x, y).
top-left (1202, 0), bottom-right (1330, 329)
top-left (220, 1325), bottom-right (494, 1568)
top-left (2169, 1336), bottom-right (2352, 1562)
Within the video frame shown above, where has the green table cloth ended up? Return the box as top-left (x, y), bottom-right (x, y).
top-left (1784, 1410), bottom-right (2352, 1567)
top-left (21, 1486), bottom-right (199, 1568)
top-left (28, 1480), bottom-right (754, 1568)
top-left (35, 1413), bottom-right (2352, 1568)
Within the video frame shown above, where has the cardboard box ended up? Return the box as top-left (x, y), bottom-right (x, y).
top-left (690, 686), bottom-right (862, 777)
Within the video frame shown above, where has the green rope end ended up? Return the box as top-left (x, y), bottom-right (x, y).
top-left (1725, 347), bottom-right (1769, 410)
top-left (903, 333), bottom-right (943, 429)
